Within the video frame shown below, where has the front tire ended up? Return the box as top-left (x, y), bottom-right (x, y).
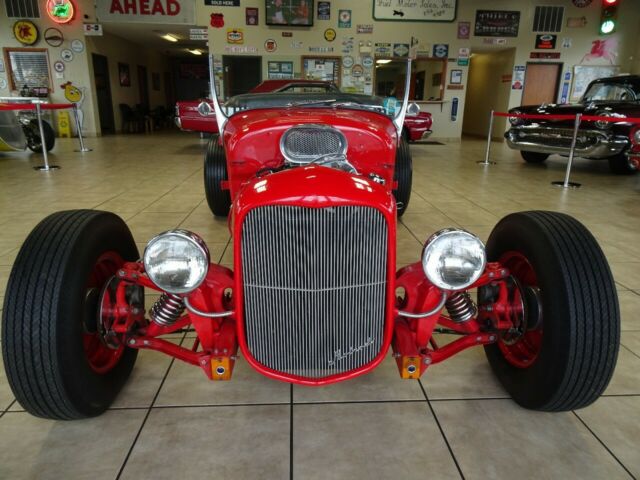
top-left (520, 151), bottom-right (548, 163)
top-left (393, 137), bottom-right (413, 217)
top-left (607, 153), bottom-right (638, 174)
top-left (204, 135), bottom-right (231, 217)
top-left (26, 119), bottom-right (56, 152)
top-left (481, 211), bottom-right (619, 411)
top-left (1, 210), bottom-right (140, 419)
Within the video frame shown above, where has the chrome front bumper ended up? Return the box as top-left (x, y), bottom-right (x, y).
top-left (421, 130), bottom-right (433, 140)
top-left (506, 126), bottom-right (629, 159)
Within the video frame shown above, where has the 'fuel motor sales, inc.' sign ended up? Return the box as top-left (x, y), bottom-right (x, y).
top-left (96, 0), bottom-right (195, 24)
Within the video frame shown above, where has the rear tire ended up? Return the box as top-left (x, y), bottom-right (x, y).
top-left (607, 153), bottom-right (638, 174)
top-left (1, 210), bottom-right (139, 419)
top-left (204, 135), bottom-right (231, 217)
top-left (520, 151), bottom-right (548, 163)
top-left (26, 119), bottom-right (55, 152)
top-left (393, 137), bottom-right (413, 217)
top-left (481, 211), bottom-right (619, 411)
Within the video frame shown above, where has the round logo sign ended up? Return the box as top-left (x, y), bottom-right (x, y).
top-left (227, 29), bottom-right (244, 44)
top-left (13, 20), bottom-right (39, 46)
top-left (362, 56), bottom-right (374, 69)
top-left (352, 65), bottom-right (364, 78)
top-left (264, 39), bottom-right (277, 52)
top-left (0, 78), bottom-right (7, 90)
top-left (324, 28), bottom-right (336, 42)
top-left (71, 39), bottom-right (85, 53)
top-left (342, 56), bottom-right (354, 68)
top-left (46, 0), bottom-right (75, 24)
top-left (61, 49), bottom-right (74, 62)
top-left (44, 27), bottom-right (63, 47)
top-left (53, 61), bottom-right (65, 73)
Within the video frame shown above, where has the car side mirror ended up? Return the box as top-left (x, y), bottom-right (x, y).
top-left (197, 101), bottom-right (214, 117)
top-left (407, 103), bottom-right (421, 116)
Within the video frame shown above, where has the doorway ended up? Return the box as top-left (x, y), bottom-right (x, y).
top-left (223, 56), bottom-right (262, 97)
top-left (521, 63), bottom-right (562, 105)
top-left (92, 53), bottom-right (115, 134)
top-left (137, 65), bottom-right (149, 108)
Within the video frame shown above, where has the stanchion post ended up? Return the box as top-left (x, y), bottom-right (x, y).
top-left (33, 103), bottom-right (60, 171)
top-left (552, 113), bottom-right (582, 189)
top-left (477, 109), bottom-right (497, 165)
top-left (73, 103), bottom-right (92, 152)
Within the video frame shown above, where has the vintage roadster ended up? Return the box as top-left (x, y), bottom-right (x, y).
top-left (506, 74), bottom-right (640, 174)
top-left (1, 58), bottom-right (619, 420)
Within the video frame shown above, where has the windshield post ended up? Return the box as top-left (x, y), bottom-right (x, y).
top-left (208, 54), bottom-right (229, 133)
top-left (393, 58), bottom-right (412, 139)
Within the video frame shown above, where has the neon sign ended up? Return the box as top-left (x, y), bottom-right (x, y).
top-left (47, 0), bottom-right (75, 24)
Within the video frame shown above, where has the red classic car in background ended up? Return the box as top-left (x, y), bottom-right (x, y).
top-left (2, 57), bottom-right (619, 421)
top-left (175, 79), bottom-right (433, 142)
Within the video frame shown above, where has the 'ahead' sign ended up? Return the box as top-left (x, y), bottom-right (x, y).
top-left (96, 0), bottom-right (195, 24)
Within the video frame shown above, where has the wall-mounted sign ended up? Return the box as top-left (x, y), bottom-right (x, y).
top-left (535, 34), bottom-right (557, 50)
top-left (342, 56), bottom-right (354, 68)
top-left (61, 49), bottom-right (74, 62)
top-left (246, 8), bottom-right (258, 25)
top-left (53, 61), bottom-right (65, 73)
top-left (572, 0), bottom-right (592, 6)
top-left (324, 28), bottom-right (336, 42)
top-left (512, 65), bottom-right (525, 90)
top-left (96, 0), bottom-right (195, 24)
top-left (375, 43), bottom-right (392, 57)
top-left (282, 31), bottom-right (293, 37)
top-left (226, 28), bottom-right (244, 44)
top-left (457, 47), bottom-right (470, 66)
top-left (338, 9), bottom-right (351, 28)
top-left (457, 21), bottom-right (470, 39)
top-left (46, 0), bottom-right (75, 24)
top-left (474, 10), bottom-right (520, 37)
top-left (205, 0), bottom-right (239, 5)
top-left (357, 24), bottom-right (373, 34)
top-left (224, 45), bottom-right (258, 54)
top-left (264, 39), bottom-right (277, 52)
top-left (450, 69), bottom-right (462, 84)
top-left (210, 13), bottom-right (224, 28)
top-left (352, 65), bottom-right (364, 78)
top-left (433, 44), bottom-right (449, 58)
top-left (71, 39), bottom-right (85, 53)
top-left (393, 43), bottom-right (409, 57)
top-left (13, 20), bottom-right (39, 45)
top-left (530, 52), bottom-right (561, 59)
top-left (317, 1), bottom-right (330, 20)
top-left (566, 17), bottom-right (587, 28)
top-left (0, 78), bottom-right (7, 90)
top-left (308, 46), bottom-right (334, 53)
top-left (361, 56), bottom-right (374, 69)
top-left (44, 28), bottom-right (64, 47)
top-left (189, 28), bottom-right (207, 40)
top-left (373, 0), bottom-right (456, 22)
top-left (83, 23), bottom-right (103, 36)
top-left (268, 61), bottom-right (293, 79)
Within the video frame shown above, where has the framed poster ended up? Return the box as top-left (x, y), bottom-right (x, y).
top-left (266, 0), bottom-right (314, 27)
top-left (268, 61), bottom-right (294, 79)
top-left (474, 10), bottom-right (520, 37)
top-left (302, 56), bottom-right (341, 86)
top-left (373, 0), bottom-right (456, 22)
top-left (570, 65), bottom-right (620, 102)
top-left (118, 63), bottom-right (130, 87)
top-left (450, 69), bottom-right (462, 84)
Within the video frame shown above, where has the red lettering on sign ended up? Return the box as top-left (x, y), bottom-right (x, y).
top-left (140, 0), bottom-right (150, 14)
top-left (167, 0), bottom-right (180, 15)
top-left (124, 0), bottom-right (136, 14)
top-left (151, 0), bottom-right (165, 14)
top-left (110, 0), bottom-right (123, 13)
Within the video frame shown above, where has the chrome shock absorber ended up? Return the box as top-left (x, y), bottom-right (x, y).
top-left (445, 292), bottom-right (477, 323)
top-left (150, 293), bottom-right (185, 327)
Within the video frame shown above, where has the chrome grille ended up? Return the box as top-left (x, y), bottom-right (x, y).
top-left (280, 125), bottom-right (347, 164)
top-left (241, 205), bottom-right (388, 379)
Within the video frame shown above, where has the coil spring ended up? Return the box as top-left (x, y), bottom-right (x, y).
top-left (150, 293), bottom-right (185, 327)
top-left (445, 292), bottom-right (477, 323)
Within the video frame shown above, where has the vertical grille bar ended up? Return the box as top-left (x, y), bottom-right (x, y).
top-left (241, 205), bottom-right (388, 379)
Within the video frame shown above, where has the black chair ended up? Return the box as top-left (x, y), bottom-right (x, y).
top-left (119, 104), bottom-right (136, 133)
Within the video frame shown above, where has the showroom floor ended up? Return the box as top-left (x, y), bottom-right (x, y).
top-left (0, 133), bottom-right (639, 479)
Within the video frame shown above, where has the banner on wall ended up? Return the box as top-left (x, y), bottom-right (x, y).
top-left (96, 0), bottom-right (195, 24)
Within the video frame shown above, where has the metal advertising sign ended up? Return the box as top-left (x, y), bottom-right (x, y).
top-left (96, 0), bottom-right (195, 24)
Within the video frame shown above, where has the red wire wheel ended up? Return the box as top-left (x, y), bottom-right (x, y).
top-left (496, 251), bottom-right (543, 369)
top-left (83, 251), bottom-right (125, 374)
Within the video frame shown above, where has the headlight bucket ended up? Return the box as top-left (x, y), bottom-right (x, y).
top-left (143, 230), bottom-right (210, 295)
top-left (509, 110), bottom-right (523, 126)
top-left (421, 229), bottom-right (487, 291)
top-left (594, 111), bottom-right (612, 129)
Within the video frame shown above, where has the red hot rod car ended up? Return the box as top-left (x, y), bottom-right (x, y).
top-left (1, 58), bottom-right (619, 420)
top-left (175, 79), bottom-right (433, 143)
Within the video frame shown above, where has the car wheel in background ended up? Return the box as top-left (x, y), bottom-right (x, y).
top-left (1, 210), bottom-right (140, 419)
top-left (26, 119), bottom-right (56, 152)
top-left (204, 135), bottom-right (231, 217)
top-left (607, 153), bottom-right (638, 174)
top-left (479, 211), bottom-right (619, 412)
top-left (393, 137), bottom-right (413, 217)
top-left (520, 151), bottom-right (549, 163)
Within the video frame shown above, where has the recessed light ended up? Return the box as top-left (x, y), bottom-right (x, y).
top-left (188, 49), bottom-right (202, 55)
top-left (376, 59), bottom-right (392, 64)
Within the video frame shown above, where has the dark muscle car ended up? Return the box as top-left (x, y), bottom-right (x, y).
top-left (506, 75), bottom-right (640, 174)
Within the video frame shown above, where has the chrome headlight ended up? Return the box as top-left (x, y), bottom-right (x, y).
top-left (509, 110), bottom-right (523, 126)
top-left (594, 111), bottom-right (611, 129)
top-left (280, 124), bottom-right (347, 165)
top-left (634, 129), bottom-right (640, 145)
top-left (143, 230), bottom-right (210, 295)
top-left (422, 229), bottom-right (486, 291)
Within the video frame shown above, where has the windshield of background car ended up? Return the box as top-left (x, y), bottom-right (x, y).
top-left (582, 82), bottom-right (638, 102)
top-left (277, 85), bottom-right (338, 93)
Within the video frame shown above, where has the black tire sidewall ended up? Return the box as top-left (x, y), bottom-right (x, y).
top-left (393, 138), bottom-right (412, 217)
top-left (204, 135), bottom-right (231, 217)
top-left (27, 119), bottom-right (55, 152)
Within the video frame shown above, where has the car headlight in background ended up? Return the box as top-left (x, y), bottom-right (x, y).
top-left (143, 230), bottom-right (210, 294)
top-left (632, 128), bottom-right (640, 145)
top-left (594, 111), bottom-right (612, 129)
top-left (508, 110), bottom-right (523, 126)
top-left (421, 229), bottom-right (486, 291)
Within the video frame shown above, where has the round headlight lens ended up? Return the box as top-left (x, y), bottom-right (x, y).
top-left (509, 110), bottom-right (523, 126)
top-left (143, 230), bottom-right (210, 295)
top-left (633, 129), bottom-right (640, 145)
top-left (421, 229), bottom-right (486, 291)
top-left (594, 111), bottom-right (611, 129)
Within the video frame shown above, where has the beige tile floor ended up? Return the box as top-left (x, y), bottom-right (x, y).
top-left (0, 132), bottom-right (639, 479)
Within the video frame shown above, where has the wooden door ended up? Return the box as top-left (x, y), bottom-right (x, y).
top-left (521, 63), bottom-right (561, 105)
top-left (91, 53), bottom-right (115, 134)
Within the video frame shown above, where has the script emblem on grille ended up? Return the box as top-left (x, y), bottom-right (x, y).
top-left (327, 337), bottom-right (376, 367)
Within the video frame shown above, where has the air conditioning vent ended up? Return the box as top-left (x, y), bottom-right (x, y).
top-left (533, 6), bottom-right (564, 33)
top-left (5, 0), bottom-right (40, 18)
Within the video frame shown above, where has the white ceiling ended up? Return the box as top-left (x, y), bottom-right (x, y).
top-left (102, 23), bottom-right (208, 58)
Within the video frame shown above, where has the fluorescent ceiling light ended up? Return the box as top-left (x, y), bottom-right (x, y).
top-left (161, 33), bottom-right (178, 43)
top-left (188, 49), bottom-right (202, 55)
top-left (376, 59), bottom-right (392, 64)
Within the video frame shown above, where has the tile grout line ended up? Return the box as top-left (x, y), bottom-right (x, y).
top-left (572, 411), bottom-right (636, 479)
top-left (289, 384), bottom-right (294, 480)
top-left (114, 332), bottom-right (188, 480)
top-left (418, 380), bottom-right (466, 480)
top-left (0, 399), bottom-right (17, 419)
top-left (620, 344), bottom-right (640, 361)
